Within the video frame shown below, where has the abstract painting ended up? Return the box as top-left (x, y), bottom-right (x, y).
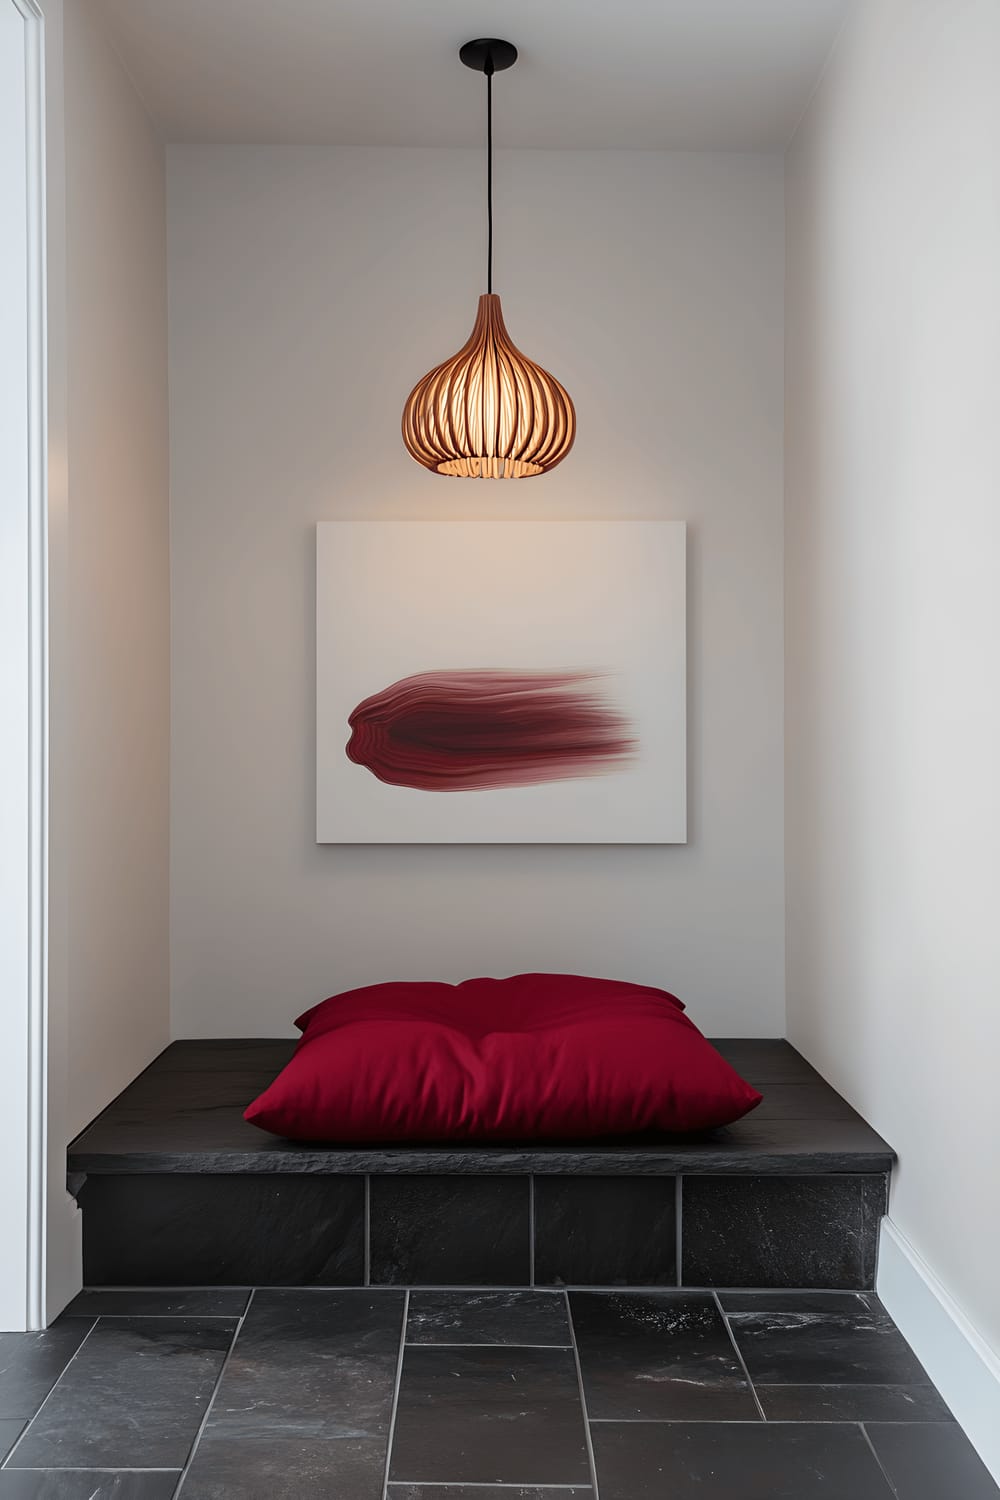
top-left (316, 521), bottom-right (686, 843)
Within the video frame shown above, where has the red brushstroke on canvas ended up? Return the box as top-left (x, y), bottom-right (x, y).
top-left (346, 669), bottom-right (635, 791)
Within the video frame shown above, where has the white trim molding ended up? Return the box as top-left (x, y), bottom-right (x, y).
top-left (0, 0), bottom-right (49, 1333)
top-left (877, 1217), bottom-right (1000, 1485)
top-left (22, 0), bottom-right (49, 1340)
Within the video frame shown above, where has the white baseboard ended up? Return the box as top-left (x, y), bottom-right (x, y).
top-left (877, 1216), bottom-right (1000, 1484)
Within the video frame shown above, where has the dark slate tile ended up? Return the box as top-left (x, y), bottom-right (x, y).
top-left (388, 1346), bottom-right (590, 1486)
top-left (759, 1384), bottom-right (953, 1421)
top-left (569, 1290), bottom-right (759, 1421)
top-left (724, 1294), bottom-right (930, 1385)
top-left (0, 1421), bottom-right (24, 1462)
top-left (407, 1290), bottom-right (570, 1345)
top-left (720, 1290), bottom-right (881, 1313)
top-left (682, 1174), bottom-right (887, 1288)
top-left (0, 1320), bottom-right (94, 1419)
top-left (709, 1038), bottom-right (825, 1085)
top-left (866, 1422), bottom-right (1000, 1499)
top-left (592, 1421), bottom-right (896, 1500)
top-left (534, 1176), bottom-right (676, 1286)
top-left (65, 1289), bottom-right (249, 1317)
top-left (7, 1317), bottom-right (235, 1469)
top-left (179, 1289), bottom-right (404, 1500)
top-left (751, 1084), bottom-right (859, 1120)
top-left (72, 1125), bottom-right (895, 1175)
top-left (80, 1173), bottom-right (364, 1285)
top-left (68, 1039), bottom-right (895, 1176)
top-left (0, 1475), bottom-right (179, 1499)
top-left (185, 1438), bottom-right (388, 1499)
top-left (390, 1490), bottom-right (592, 1499)
top-left (370, 1176), bottom-right (530, 1285)
top-left (67, 1039), bottom-right (297, 1161)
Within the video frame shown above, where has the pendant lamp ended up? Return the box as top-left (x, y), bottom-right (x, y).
top-left (402, 39), bottom-right (576, 479)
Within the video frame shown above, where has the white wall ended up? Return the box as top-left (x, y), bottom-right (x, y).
top-left (58, 0), bottom-right (171, 1144)
top-left (167, 146), bottom-right (786, 1038)
top-left (786, 0), bottom-right (1000, 1380)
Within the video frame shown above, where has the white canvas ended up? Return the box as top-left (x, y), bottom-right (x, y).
top-left (316, 521), bottom-right (686, 843)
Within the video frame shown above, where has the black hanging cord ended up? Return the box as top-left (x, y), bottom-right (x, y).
top-left (461, 39), bottom-right (515, 291)
top-left (485, 54), bottom-right (494, 293)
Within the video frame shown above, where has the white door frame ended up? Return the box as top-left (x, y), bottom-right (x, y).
top-left (0, 0), bottom-right (48, 1333)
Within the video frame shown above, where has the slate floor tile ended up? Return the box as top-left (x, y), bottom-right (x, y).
top-left (0, 1320), bottom-right (95, 1419)
top-left (389, 1490), bottom-right (592, 1499)
top-left (0, 1475), bottom-right (180, 1499)
top-left (758, 1382), bottom-right (953, 1421)
top-left (570, 1290), bottom-right (760, 1421)
top-left (723, 1291), bottom-right (930, 1385)
top-left (65, 1289), bottom-right (249, 1318)
top-left (592, 1421), bottom-right (896, 1499)
top-left (406, 1290), bottom-right (570, 1346)
top-left (719, 1290), bottom-right (880, 1315)
top-left (178, 1289), bottom-right (404, 1500)
top-left (7, 1318), bottom-right (235, 1470)
top-left (182, 1436), bottom-right (390, 1500)
top-left (866, 1421), bottom-right (1000, 1499)
top-left (388, 1345), bottom-right (590, 1486)
top-left (0, 1278), bottom-right (983, 1500)
top-left (0, 1421), bottom-right (24, 1462)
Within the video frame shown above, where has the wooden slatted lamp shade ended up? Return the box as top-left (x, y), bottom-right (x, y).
top-left (401, 40), bottom-right (576, 479)
top-left (402, 293), bottom-right (576, 479)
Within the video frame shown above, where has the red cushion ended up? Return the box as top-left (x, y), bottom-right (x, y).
top-left (244, 974), bottom-right (762, 1142)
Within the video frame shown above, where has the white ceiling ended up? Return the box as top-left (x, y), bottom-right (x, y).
top-left (94, 0), bottom-right (850, 150)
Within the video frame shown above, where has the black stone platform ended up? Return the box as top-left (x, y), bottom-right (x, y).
top-left (68, 1039), bottom-right (894, 1291)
